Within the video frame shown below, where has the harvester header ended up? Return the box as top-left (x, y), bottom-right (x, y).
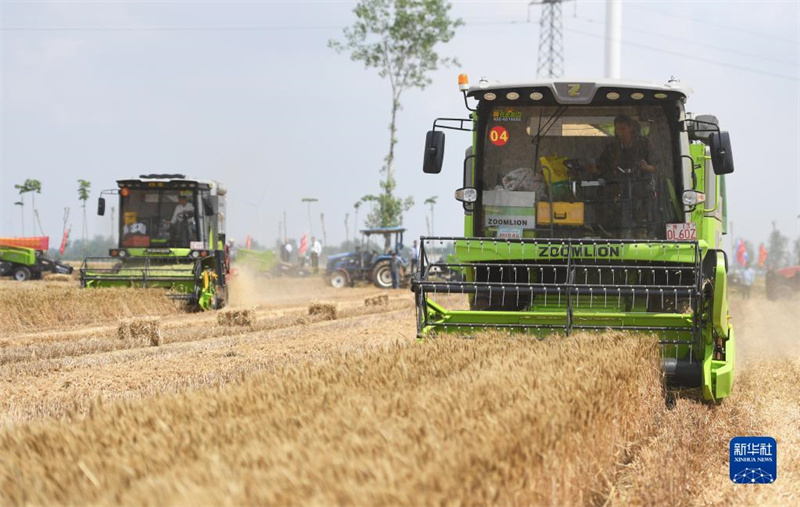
top-left (413, 75), bottom-right (736, 401)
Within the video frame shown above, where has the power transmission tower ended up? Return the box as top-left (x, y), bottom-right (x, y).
top-left (529, 0), bottom-right (569, 78)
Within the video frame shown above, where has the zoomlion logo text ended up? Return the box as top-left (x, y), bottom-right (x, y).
top-left (538, 245), bottom-right (621, 258)
top-left (492, 107), bottom-right (523, 122)
top-left (487, 218), bottom-right (528, 226)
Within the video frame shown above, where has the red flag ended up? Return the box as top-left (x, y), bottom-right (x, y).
top-left (246, 235), bottom-right (251, 250)
top-left (298, 234), bottom-right (308, 255)
top-left (736, 239), bottom-right (748, 266)
top-left (758, 244), bottom-right (768, 268)
top-left (59, 228), bottom-right (70, 256)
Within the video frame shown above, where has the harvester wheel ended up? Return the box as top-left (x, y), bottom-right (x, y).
top-left (213, 286), bottom-right (227, 310)
top-left (371, 261), bottom-right (394, 289)
top-left (13, 267), bottom-right (31, 282)
top-left (330, 270), bottom-right (349, 289)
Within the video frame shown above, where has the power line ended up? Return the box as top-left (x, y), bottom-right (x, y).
top-left (464, 18), bottom-right (798, 82)
top-left (564, 25), bottom-right (799, 83)
top-left (628, 3), bottom-right (800, 45)
top-left (0, 25), bottom-right (343, 31)
top-left (570, 13), bottom-right (798, 68)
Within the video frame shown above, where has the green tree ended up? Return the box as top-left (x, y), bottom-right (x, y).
top-left (765, 222), bottom-right (788, 270)
top-left (13, 181), bottom-right (30, 235)
top-left (424, 195), bottom-right (437, 235)
top-left (13, 200), bottom-right (24, 235)
top-left (24, 179), bottom-right (43, 235)
top-left (794, 236), bottom-right (800, 265)
top-left (331, 0), bottom-right (461, 229)
top-left (77, 179), bottom-right (92, 252)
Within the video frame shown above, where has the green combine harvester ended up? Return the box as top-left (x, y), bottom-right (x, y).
top-left (413, 76), bottom-right (736, 401)
top-left (0, 238), bottom-right (74, 281)
top-left (80, 174), bottom-right (230, 310)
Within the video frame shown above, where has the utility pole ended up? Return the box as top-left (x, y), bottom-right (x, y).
top-left (345, 213), bottom-right (350, 246)
top-left (605, 0), bottom-right (622, 78)
top-left (529, 0), bottom-right (570, 78)
top-left (283, 211), bottom-right (287, 242)
top-left (110, 206), bottom-right (115, 243)
top-left (301, 197), bottom-right (318, 236)
top-left (319, 212), bottom-right (327, 248)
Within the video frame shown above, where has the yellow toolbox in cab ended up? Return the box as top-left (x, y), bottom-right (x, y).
top-left (536, 202), bottom-right (585, 226)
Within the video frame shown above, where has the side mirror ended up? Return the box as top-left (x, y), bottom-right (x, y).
top-left (709, 131), bottom-right (734, 175)
top-left (423, 130), bottom-right (445, 174)
top-left (97, 197), bottom-right (106, 216)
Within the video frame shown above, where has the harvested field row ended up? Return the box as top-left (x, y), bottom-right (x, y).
top-left (0, 277), bottom-right (395, 335)
top-left (0, 286), bottom-right (183, 334)
top-left (0, 309), bottom-right (413, 426)
top-left (0, 299), bottom-right (412, 366)
top-left (605, 296), bottom-right (800, 506)
top-left (0, 332), bottom-right (664, 506)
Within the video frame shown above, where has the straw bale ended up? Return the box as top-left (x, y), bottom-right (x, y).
top-left (217, 309), bottom-right (256, 327)
top-left (117, 318), bottom-right (162, 347)
top-left (364, 295), bottom-right (389, 307)
top-left (308, 301), bottom-right (337, 320)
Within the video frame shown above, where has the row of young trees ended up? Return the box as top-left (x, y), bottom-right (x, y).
top-left (11, 178), bottom-right (94, 252)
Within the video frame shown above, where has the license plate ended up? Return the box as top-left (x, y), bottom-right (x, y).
top-left (666, 223), bottom-right (697, 241)
top-left (497, 227), bottom-right (523, 239)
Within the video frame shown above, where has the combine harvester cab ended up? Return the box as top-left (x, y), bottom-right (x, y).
top-left (413, 77), bottom-right (736, 401)
top-left (80, 174), bottom-right (230, 310)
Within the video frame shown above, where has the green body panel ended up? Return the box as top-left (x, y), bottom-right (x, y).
top-left (712, 252), bottom-right (729, 336)
top-left (0, 246), bottom-right (36, 266)
top-left (711, 327), bottom-right (735, 400)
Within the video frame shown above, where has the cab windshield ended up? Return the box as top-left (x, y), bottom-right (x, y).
top-left (120, 189), bottom-right (199, 248)
top-left (479, 104), bottom-right (681, 239)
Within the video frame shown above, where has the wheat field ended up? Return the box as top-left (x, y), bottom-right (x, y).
top-left (0, 277), bottom-right (797, 506)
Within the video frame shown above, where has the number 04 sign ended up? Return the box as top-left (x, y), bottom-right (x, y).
top-left (489, 126), bottom-right (509, 146)
top-left (666, 223), bottom-right (697, 241)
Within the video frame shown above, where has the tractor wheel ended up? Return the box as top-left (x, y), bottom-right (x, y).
top-left (13, 267), bottom-right (32, 282)
top-left (330, 270), bottom-right (349, 289)
top-left (372, 261), bottom-right (395, 289)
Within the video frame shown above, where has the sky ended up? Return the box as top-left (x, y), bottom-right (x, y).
top-left (1, 0), bottom-right (798, 254)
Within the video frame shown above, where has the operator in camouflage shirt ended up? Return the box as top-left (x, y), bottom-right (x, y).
top-left (593, 114), bottom-right (658, 237)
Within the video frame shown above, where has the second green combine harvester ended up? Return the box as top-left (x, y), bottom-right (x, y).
top-left (413, 76), bottom-right (736, 401)
top-left (80, 174), bottom-right (230, 310)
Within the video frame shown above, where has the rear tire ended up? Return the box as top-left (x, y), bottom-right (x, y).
top-left (13, 267), bottom-right (31, 282)
top-left (372, 261), bottom-right (394, 289)
top-left (330, 270), bottom-right (348, 289)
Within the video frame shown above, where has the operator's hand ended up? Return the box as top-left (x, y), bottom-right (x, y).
top-left (638, 159), bottom-right (656, 173)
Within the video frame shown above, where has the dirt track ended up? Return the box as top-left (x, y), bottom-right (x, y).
top-left (0, 276), bottom-right (798, 505)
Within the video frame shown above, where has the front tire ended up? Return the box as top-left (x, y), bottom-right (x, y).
top-left (13, 267), bottom-right (31, 282)
top-left (372, 261), bottom-right (394, 289)
top-left (330, 270), bottom-right (349, 289)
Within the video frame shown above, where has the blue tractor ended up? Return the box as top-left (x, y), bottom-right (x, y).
top-left (326, 227), bottom-right (407, 289)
